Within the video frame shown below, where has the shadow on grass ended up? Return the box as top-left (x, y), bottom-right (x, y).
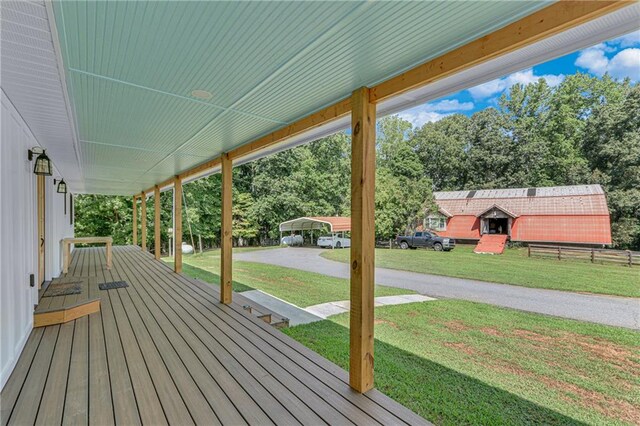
top-left (284, 320), bottom-right (586, 426)
top-left (166, 261), bottom-right (254, 293)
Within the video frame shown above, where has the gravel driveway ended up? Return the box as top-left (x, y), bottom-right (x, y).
top-left (235, 247), bottom-right (640, 329)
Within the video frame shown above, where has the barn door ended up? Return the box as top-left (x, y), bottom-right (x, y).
top-left (37, 175), bottom-right (45, 288)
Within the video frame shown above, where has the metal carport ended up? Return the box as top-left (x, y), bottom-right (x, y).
top-left (279, 217), bottom-right (351, 245)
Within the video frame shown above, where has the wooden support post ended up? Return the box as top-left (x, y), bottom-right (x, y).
top-left (132, 196), bottom-right (138, 246)
top-left (220, 153), bottom-right (233, 304)
top-left (174, 176), bottom-right (183, 274)
top-left (141, 192), bottom-right (147, 252)
top-left (349, 87), bottom-right (376, 393)
top-left (106, 240), bottom-right (112, 269)
top-left (154, 185), bottom-right (161, 260)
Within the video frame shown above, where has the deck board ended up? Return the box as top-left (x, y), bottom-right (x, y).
top-left (1, 246), bottom-right (428, 426)
top-left (36, 321), bottom-right (74, 425)
top-left (110, 250), bottom-right (258, 425)
top-left (8, 326), bottom-right (60, 425)
top-left (0, 328), bottom-right (45, 426)
top-left (116, 248), bottom-right (312, 425)
top-left (86, 273), bottom-right (114, 424)
top-left (103, 249), bottom-right (194, 425)
top-left (63, 310), bottom-right (88, 425)
top-left (94, 248), bottom-right (142, 426)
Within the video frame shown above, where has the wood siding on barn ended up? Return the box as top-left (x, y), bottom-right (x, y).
top-left (435, 185), bottom-right (612, 245)
top-left (511, 215), bottom-right (612, 245)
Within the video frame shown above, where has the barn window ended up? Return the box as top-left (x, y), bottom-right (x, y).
top-left (426, 215), bottom-right (447, 231)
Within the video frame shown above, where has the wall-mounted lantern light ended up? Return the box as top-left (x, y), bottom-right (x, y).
top-left (56, 179), bottom-right (67, 194)
top-left (28, 147), bottom-right (52, 176)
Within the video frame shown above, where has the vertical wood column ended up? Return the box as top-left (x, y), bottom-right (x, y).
top-left (132, 196), bottom-right (138, 246)
top-left (349, 86), bottom-right (376, 393)
top-left (141, 192), bottom-right (147, 252)
top-left (154, 185), bottom-right (161, 260)
top-left (174, 176), bottom-right (183, 274)
top-left (220, 153), bottom-right (233, 304)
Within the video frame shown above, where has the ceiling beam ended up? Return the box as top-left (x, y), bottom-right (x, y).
top-left (178, 157), bottom-right (222, 182)
top-left (143, 176), bottom-right (176, 196)
top-left (370, 1), bottom-right (632, 103)
top-left (228, 98), bottom-right (352, 161)
top-left (141, 1), bottom-right (630, 192)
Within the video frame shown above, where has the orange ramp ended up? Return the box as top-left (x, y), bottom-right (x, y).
top-left (474, 234), bottom-right (508, 254)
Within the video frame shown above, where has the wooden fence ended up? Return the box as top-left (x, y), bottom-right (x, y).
top-left (528, 244), bottom-right (639, 266)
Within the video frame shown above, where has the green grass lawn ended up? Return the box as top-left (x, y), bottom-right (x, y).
top-left (163, 248), bottom-right (413, 307)
top-left (284, 300), bottom-right (640, 425)
top-left (320, 245), bottom-right (640, 297)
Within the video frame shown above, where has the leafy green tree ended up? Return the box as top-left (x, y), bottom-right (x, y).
top-left (583, 84), bottom-right (640, 248)
top-left (412, 114), bottom-right (470, 190)
top-left (244, 133), bottom-right (350, 239)
top-left (375, 168), bottom-right (434, 239)
top-left (376, 116), bottom-right (435, 238)
top-left (74, 195), bottom-right (133, 245)
top-left (498, 80), bottom-right (555, 186)
top-left (232, 192), bottom-right (259, 244)
top-left (465, 108), bottom-right (514, 188)
top-left (182, 175), bottom-right (222, 247)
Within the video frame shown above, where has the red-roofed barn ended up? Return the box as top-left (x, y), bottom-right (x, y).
top-left (428, 185), bottom-right (612, 246)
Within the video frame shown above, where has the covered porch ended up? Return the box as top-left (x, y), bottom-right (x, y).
top-left (2, 1), bottom-right (639, 424)
top-left (1, 246), bottom-right (424, 425)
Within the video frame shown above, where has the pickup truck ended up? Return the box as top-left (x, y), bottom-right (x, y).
top-left (395, 231), bottom-right (455, 251)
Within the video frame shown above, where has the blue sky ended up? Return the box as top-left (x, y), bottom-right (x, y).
top-left (399, 30), bottom-right (640, 127)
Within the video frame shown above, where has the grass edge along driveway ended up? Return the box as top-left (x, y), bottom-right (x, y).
top-left (320, 245), bottom-right (640, 298)
top-left (284, 300), bottom-right (640, 426)
top-left (163, 248), bottom-right (413, 307)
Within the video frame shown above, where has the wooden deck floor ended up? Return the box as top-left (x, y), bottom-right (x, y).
top-left (1, 246), bottom-right (427, 425)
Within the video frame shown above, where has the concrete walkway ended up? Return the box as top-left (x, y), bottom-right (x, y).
top-left (240, 290), bottom-right (435, 326)
top-left (306, 294), bottom-right (436, 319)
top-left (235, 248), bottom-right (640, 329)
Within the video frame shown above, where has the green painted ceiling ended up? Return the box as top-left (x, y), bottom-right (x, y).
top-left (52, 1), bottom-right (553, 194)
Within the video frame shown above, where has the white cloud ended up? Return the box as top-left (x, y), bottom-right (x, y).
top-left (575, 46), bottom-right (609, 75)
top-left (575, 44), bottom-right (640, 81)
top-left (467, 79), bottom-right (505, 100)
top-left (398, 98), bottom-right (474, 127)
top-left (399, 110), bottom-right (451, 127)
top-left (608, 48), bottom-right (640, 80)
top-left (467, 69), bottom-right (565, 100)
top-left (423, 99), bottom-right (474, 112)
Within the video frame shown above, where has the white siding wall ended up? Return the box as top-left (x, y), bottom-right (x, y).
top-left (0, 92), bottom-right (74, 389)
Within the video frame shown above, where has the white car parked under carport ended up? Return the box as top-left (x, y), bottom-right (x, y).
top-left (317, 234), bottom-right (350, 249)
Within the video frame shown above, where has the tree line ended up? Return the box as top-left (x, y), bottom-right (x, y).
top-left (75, 74), bottom-right (639, 250)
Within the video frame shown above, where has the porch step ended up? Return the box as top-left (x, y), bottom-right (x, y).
top-left (34, 298), bottom-right (101, 327)
top-left (181, 273), bottom-right (290, 329)
top-left (255, 311), bottom-right (272, 324)
top-left (237, 296), bottom-right (290, 328)
top-left (474, 234), bottom-right (508, 254)
top-left (270, 318), bottom-right (291, 329)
